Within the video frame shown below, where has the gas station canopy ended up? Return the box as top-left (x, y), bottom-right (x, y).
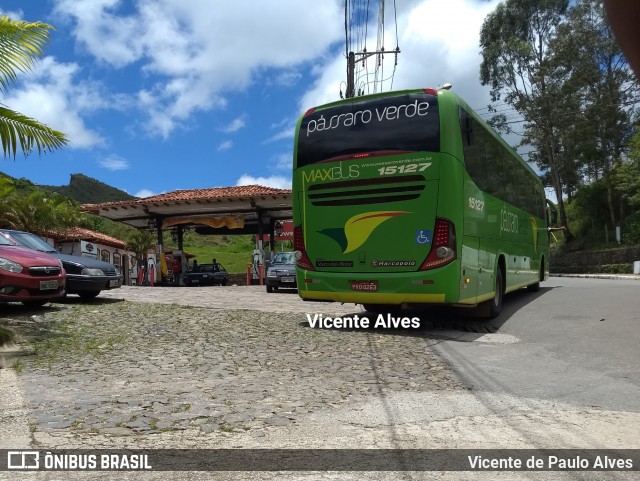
top-left (82, 185), bottom-right (292, 235)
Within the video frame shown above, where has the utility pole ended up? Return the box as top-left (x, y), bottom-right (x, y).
top-left (345, 48), bottom-right (400, 98)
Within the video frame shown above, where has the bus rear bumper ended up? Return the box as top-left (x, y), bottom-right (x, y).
top-left (296, 267), bottom-right (459, 305)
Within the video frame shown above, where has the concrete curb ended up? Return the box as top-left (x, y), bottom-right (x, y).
top-left (551, 273), bottom-right (640, 280)
top-left (0, 367), bottom-right (32, 448)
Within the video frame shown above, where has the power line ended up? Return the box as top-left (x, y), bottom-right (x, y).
top-left (344, 0), bottom-right (400, 98)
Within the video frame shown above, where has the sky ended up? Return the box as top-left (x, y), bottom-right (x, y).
top-left (0, 0), bottom-right (506, 198)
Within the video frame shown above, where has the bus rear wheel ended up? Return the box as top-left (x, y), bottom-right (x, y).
top-left (481, 267), bottom-right (503, 319)
top-left (527, 259), bottom-right (544, 292)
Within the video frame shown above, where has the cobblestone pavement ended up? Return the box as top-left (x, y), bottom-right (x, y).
top-left (2, 285), bottom-right (639, 480)
top-left (96, 284), bottom-right (364, 314)
top-left (4, 286), bottom-right (461, 448)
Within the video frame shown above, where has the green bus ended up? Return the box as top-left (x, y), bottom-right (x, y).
top-left (292, 87), bottom-right (549, 317)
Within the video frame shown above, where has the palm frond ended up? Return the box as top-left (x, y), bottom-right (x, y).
top-left (0, 106), bottom-right (67, 158)
top-left (0, 17), bottom-right (53, 93)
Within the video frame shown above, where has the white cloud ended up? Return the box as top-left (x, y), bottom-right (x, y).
top-left (269, 70), bottom-right (302, 87)
top-left (99, 154), bottom-right (129, 171)
top-left (299, 0), bottom-right (500, 115)
top-left (273, 153), bottom-right (292, 171)
top-left (263, 126), bottom-right (295, 144)
top-left (4, 56), bottom-right (106, 149)
top-left (220, 115), bottom-right (246, 133)
top-left (54, 0), bottom-right (344, 138)
top-left (236, 175), bottom-right (291, 189)
top-left (134, 188), bottom-right (158, 198)
top-left (0, 9), bottom-right (24, 20)
top-left (217, 140), bottom-right (233, 152)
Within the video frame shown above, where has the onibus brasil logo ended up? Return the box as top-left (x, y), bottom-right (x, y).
top-left (319, 211), bottom-right (409, 253)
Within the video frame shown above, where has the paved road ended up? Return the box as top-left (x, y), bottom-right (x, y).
top-left (433, 277), bottom-right (640, 412)
top-left (0, 278), bottom-right (638, 480)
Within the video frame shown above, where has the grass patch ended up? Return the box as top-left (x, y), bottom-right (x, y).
top-left (25, 304), bottom-right (134, 368)
top-left (12, 359), bottom-right (24, 373)
top-left (171, 403), bottom-right (191, 413)
top-left (0, 326), bottom-right (15, 346)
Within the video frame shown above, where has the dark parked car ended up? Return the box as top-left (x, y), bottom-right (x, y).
top-left (0, 234), bottom-right (66, 307)
top-left (265, 251), bottom-right (297, 293)
top-left (184, 263), bottom-right (228, 286)
top-left (0, 229), bottom-right (123, 299)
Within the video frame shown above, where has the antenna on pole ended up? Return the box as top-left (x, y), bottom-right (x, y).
top-left (346, 51), bottom-right (356, 99)
top-left (344, 0), bottom-right (400, 98)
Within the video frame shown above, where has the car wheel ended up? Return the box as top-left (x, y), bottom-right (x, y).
top-left (22, 300), bottom-right (48, 308)
top-left (221, 279), bottom-right (227, 286)
top-left (77, 290), bottom-right (100, 300)
top-left (266, 285), bottom-right (273, 293)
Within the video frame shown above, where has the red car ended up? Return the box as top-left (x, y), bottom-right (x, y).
top-left (0, 234), bottom-right (66, 307)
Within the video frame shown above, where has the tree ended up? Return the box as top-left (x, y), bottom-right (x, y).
top-left (126, 229), bottom-right (155, 266)
top-left (480, 0), bottom-right (574, 239)
top-left (0, 190), bottom-right (80, 234)
top-left (0, 16), bottom-right (67, 158)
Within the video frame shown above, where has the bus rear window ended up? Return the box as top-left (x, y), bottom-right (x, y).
top-left (297, 93), bottom-right (440, 167)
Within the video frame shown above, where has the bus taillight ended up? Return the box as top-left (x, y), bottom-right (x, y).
top-left (419, 218), bottom-right (456, 270)
top-left (294, 225), bottom-right (315, 271)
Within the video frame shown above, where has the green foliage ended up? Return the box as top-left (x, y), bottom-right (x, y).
top-left (0, 17), bottom-right (53, 91)
top-left (0, 175), bottom-right (14, 199)
top-left (565, 149), bottom-right (640, 248)
top-left (0, 16), bottom-right (67, 157)
top-left (480, 0), bottom-right (639, 245)
top-left (621, 213), bottom-right (640, 245)
top-left (165, 233), bottom-right (257, 273)
top-left (0, 189), bottom-right (80, 234)
top-left (126, 229), bottom-right (155, 262)
top-left (480, 0), bottom-right (573, 237)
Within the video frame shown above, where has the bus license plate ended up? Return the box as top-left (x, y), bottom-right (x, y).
top-left (282, 277), bottom-right (295, 283)
top-left (350, 280), bottom-right (378, 292)
top-left (109, 279), bottom-right (120, 287)
top-left (40, 280), bottom-right (58, 290)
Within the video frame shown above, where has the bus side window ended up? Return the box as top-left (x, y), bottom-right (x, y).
top-left (460, 109), bottom-right (488, 191)
top-left (460, 108), bottom-right (473, 146)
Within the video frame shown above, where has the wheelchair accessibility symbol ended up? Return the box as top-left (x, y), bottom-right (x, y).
top-left (416, 230), bottom-right (432, 244)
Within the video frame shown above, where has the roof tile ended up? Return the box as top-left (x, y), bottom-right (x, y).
top-left (83, 184), bottom-right (291, 209)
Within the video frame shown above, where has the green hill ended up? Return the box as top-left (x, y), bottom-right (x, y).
top-left (40, 173), bottom-right (136, 204)
top-left (0, 172), bottom-right (135, 204)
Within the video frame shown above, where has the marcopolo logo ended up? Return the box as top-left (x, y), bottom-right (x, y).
top-left (371, 260), bottom-right (416, 268)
